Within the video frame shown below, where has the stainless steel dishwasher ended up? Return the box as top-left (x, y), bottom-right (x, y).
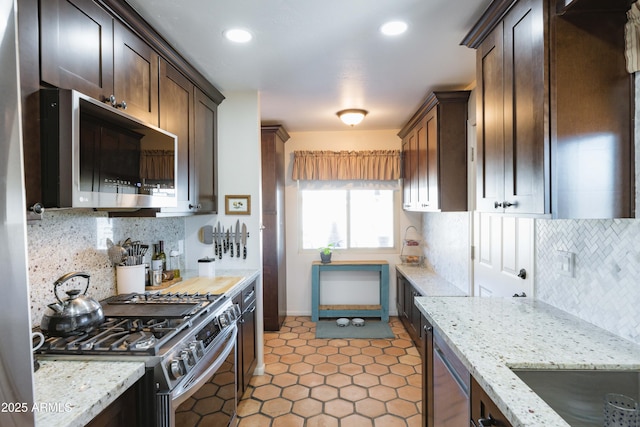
top-left (432, 329), bottom-right (470, 426)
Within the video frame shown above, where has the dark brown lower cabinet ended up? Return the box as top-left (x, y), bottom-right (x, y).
top-left (236, 280), bottom-right (257, 396)
top-left (396, 271), bottom-right (425, 351)
top-left (471, 377), bottom-right (514, 427)
top-left (85, 380), bottom-right (138, 427)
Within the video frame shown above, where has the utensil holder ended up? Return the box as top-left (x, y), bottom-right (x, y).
top-left (116, 264), bottom-right (145, 294)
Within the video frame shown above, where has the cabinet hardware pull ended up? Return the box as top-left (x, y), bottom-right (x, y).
top-left (494, 201), bottom-right (503, 209)
top-left (424, 325), bottom-right (433, 332)
top-left (478, 416), bottom-right (497, 426)
top-left (104, 94), bottom-right (127, 110)
top-left (503, 201), bottom-right (514, 208)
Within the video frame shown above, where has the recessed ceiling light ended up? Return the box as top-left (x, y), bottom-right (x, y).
top-left (224, 28), bottom-right (252, 43)
top-left (380, 21), bottom-right (408, 36)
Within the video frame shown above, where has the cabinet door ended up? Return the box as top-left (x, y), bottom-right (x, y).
top-left (396, 272), bottom-right (405, 315)
top-left (232, 293), bottom-right (243, 395)
top-left (40, 0), bottom-right (114, 100)
top-left (476, 23), bottom-right (505, 212)
top-left (159, 60), bottom-right (195, 213)
top-left (471, 377), bottom-right (513, 427)
top-left (402, 140), bottom-right (412, 209)
top-left (421, 109), bottom-right (439, 210)
top-left (502, 0), bottom-right (547, 214)
top-left (422, 319), bottom-right (434, 427)
top-left (408, 130), bottom-right (419, 210)
top-left (241, 302), bottom-right (257, 390)
top-left (113, 22), bottom-right (159, 125)
top-left (193, 89), bottom-right (218, 213)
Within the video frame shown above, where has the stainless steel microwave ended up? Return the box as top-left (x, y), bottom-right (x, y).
top-left (40, 89), bottom-right (178, 209)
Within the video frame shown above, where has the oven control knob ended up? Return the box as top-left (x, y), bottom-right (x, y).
top-left (189, 341), bottom-right (204, 360)
top-left (169, 359), bottom-right (185, 380)
top-left (180, 350), bottom-right (194, 368)
top-left (218, 315), bottom-right (228, 328)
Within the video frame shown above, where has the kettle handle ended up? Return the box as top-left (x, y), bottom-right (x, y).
top-left (53, 272), bottom-right (91, 304)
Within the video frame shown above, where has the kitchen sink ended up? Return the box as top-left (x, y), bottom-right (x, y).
top-left (512, 369), bottom-right (640, 426)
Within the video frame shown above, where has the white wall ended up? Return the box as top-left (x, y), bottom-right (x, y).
top-left (184, 91), bottom-right (262, 272)
top-left (284, 129), bottom-right (421, 316)
top-left (184, 91), bottom-right (265, 372)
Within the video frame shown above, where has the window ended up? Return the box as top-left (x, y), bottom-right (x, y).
top-left (300, 189), bottom-right (396, 250)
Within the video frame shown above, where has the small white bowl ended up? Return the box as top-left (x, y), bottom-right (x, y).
top-left (351, 318), bottom-right (365, 327)
top-left (336, 318), bottom-right (350, 327)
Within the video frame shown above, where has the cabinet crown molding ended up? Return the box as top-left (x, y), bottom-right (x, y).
top-left (398, 90), bottom-right (470, 138)
top-left (461, 0), bottom-right (518, 49)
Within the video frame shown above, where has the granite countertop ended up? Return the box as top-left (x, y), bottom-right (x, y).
top-left (33, 360), bottom-right (145, 427)
top-left (415, 296), bottom-right (640, 426)
top-left (396, 264), bottom-right (467, 296)
top-left (34, 268), bottom-right (260, 427)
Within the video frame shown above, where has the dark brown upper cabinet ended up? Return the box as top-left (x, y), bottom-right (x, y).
top-left (471, 0), bottom-right (549, 214)
top-left (399, 91), bottom-right (470, 212)
top-left (159, 60), bottom-right (196, 214)
top-left (113, 22), bottom-right (159, 125)
top-left (464, 0), bottom-right (635, 218)
top-left (40, 0), bottom-right (114, 100)
top-left (40, 0), bottom-right (159, 126)
top-left (21, 0), bottom-right (224, 214)
top-left (193, 89), bottom-right (218, 214)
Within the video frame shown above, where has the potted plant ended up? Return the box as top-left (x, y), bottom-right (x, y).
top-left (319, 243), bottom-right (335, 263)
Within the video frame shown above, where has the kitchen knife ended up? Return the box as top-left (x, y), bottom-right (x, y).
top-left (213, 225), bottom-right (218, 257)
top-left (241, 223), bottom-right (247, 259)
top-left (217, 222), bottom-right (222, 259)
top-left (230, 224), bottom-right (234, 257)
top-left (225, 228), bottom-right (230, 254)
top-left (235, 220), bottom-right (240, 258)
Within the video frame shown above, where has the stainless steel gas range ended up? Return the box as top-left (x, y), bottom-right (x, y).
top-left (37, 292), bottom-right (241, 427)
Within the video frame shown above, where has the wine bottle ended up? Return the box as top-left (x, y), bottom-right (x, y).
top-left (157, 240), bottom-right (167, 271)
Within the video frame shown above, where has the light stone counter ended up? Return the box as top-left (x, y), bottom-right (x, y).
top-left (33, 360), bottom-right (145, 427)
top-left (415, 296), bottom-right (640, 427)
top-left (396, 264), bottom-right (467, 296)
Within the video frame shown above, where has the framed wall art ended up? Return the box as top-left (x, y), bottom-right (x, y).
top-left (225, 195), bottom-right (251, 215)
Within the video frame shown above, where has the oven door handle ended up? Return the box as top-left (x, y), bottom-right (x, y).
top-left (171, 325), bottom-right (237, 407)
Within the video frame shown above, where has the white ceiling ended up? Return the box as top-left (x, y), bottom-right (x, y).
top-left (124, 0), bottom-right (492, 132)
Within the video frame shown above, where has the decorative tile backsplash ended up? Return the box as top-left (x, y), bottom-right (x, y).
top-left (421, 212), bottom-right (471, 294)
top-left (535, 218), bottom-right (640, 345)
top-left (27, 209), bottom-right (184, 327)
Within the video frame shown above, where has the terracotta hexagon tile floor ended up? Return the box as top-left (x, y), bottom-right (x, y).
top-left (237, 316), bottom-right (422, 427)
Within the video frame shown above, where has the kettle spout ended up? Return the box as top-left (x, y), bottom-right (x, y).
top-left (47, 302), bottom-right (65, 313)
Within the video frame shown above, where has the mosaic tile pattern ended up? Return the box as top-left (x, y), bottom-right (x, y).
top-left (421, 211), bottom-right (470, 294)
top-left (27, 209), bottom-right (184, 327)
top-left (237, 316), bottom-right (422, 427)
top-left (536, 218), bottom-right (640, 345)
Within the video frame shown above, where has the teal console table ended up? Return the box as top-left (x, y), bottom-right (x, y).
top-left (311, 260), bottom-right (389, 322)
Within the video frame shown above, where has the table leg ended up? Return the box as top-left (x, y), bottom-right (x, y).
top-left (311, 264), bottom-right (320, 321)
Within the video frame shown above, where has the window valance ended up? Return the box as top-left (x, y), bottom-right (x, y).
top-left (292, 150), bottom-right (401, 181)
top-left (626, 1), bottom-right (640, 73)
top-left (140, 150), bottom-right (174, 180)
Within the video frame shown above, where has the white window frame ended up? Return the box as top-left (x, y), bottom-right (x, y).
top-left (297, 181), bottom-right (401, 254)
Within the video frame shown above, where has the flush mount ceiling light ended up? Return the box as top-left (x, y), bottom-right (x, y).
top-left (337, 109), bottom-right (368, 126)
top-left (223, 28), bottom-right (252, 43)
top-left (380, 20), bottom-right (408, 36)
